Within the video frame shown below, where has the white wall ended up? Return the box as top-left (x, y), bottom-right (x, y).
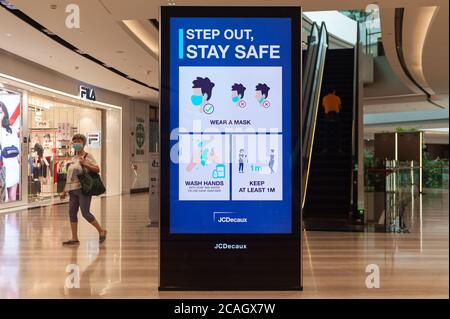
top-left (121, 103), bottom-right (131, 194)
top-left (0, 49), bottom-right (129, 108)
top-left (78, 107), bottom-right (102, 169)
top-left (105, 108), bottom-right (122, 196)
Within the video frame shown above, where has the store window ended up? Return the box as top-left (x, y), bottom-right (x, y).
top-left (27, 94), bottom-right (102, 203)
top-left (0, 88), bottom-right (22, 203)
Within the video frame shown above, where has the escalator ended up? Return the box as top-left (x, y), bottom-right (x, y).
top-left (302, 22), bottom-right (361, 231)
top-left (301, 22), bottom-right (328, 212)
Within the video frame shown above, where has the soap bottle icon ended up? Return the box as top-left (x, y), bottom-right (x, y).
top-left (212, 164), bottom-right (226, 179)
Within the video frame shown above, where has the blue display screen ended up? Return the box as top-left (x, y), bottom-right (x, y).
top-left (169, 17), bottom-right (292, 233)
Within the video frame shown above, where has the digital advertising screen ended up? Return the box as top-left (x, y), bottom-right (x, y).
top-left (169, 17), bottom-right (293, 234)
top-left (160, 6), bottom-right (301, 290)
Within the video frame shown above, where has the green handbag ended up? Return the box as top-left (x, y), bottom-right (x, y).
top-left (77, 155), bottom-right (106, 196)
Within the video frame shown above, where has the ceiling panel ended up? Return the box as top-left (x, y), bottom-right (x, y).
top-left (423, 3), bottom-right (449, 95)
top-left (1, 0), bottom-right (447, 106)
top-left (0, 5), bottom-right (158, 102)
top-left (12, 0), bottom-right (158, 89)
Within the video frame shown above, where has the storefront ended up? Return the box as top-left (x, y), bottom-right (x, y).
top-left (0, 74), bottom-right (122, 211)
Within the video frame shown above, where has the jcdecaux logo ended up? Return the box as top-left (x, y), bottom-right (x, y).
top-left (218, 216), bottom-right (248, 223)
top-left (214, 243), bottom-right (248, 250)
top-left (214, 212), bottom-right (249, 224)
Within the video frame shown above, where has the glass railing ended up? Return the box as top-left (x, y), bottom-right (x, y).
top-left (424, 160), bottom-right (449, 189)
top-left (365, 161), bottom-right (422, 232)
top-left (340, 6), bottom-right (382, 57)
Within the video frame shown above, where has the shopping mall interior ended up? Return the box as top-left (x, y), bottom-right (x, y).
top-left (0, 0), bottom-right (448, 300)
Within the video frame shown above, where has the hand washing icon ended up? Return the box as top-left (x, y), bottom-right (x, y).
top-left (212, 164), bottom-right (226, 179)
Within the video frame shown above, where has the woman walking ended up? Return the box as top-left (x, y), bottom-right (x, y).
top-left (60, 134), bottom-right (107, 245)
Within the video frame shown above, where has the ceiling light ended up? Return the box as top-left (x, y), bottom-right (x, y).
top-left (5, 33), bottom-right (12, 37)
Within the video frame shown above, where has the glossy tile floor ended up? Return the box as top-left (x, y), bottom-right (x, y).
top-left (0, 190), bottom-right (448, 299)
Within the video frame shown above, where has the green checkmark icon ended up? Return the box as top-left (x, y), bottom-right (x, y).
top-left (203, 103), bottom-right (214, 114)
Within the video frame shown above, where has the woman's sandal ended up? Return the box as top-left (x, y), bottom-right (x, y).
top-left (99, 230), bottom-right (107, 243)
top-left (62, 240), bottom-right (80, 246)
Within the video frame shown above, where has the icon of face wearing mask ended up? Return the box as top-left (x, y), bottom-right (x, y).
top-left (255, 91), bottom-right (264, 104)
top-left (191, 88), bottom-right (207, 106)
top-left (191, 77), bottom-right (215, 114)
top-left (255, 83), bottom-right (270, 106)
top-left (231, 83), bottom-right (246, 108)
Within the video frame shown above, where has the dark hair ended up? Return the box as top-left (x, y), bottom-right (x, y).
top-left (0, 101), bottom-right (12, 134)
top-left (34, 143), bottom-right (44, 158)
top-left (72, 133), bottom-right (87, 146)
top-left (255, 83), bottom-right (270, 98)
top-left (192, 77), bottom-right (215, 100)
top-left (232, 83), bottom-right (246, 98)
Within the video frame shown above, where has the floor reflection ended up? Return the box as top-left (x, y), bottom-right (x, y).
top-left (61, 243), bottom-right (107, 297)
top-left (0, 214), bottom-right (19, 298)
top-left (0, 191), bottom-right (447, 298)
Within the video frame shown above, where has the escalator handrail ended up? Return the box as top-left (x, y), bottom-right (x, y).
top-left (302, 22), bottom-right (320, 108)
top-left (302, 22), bottom-right (321, 127)
top-left (302, 22), bottom-right (328, 142)
top-left (301, 22), bottom-right (329, 209)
